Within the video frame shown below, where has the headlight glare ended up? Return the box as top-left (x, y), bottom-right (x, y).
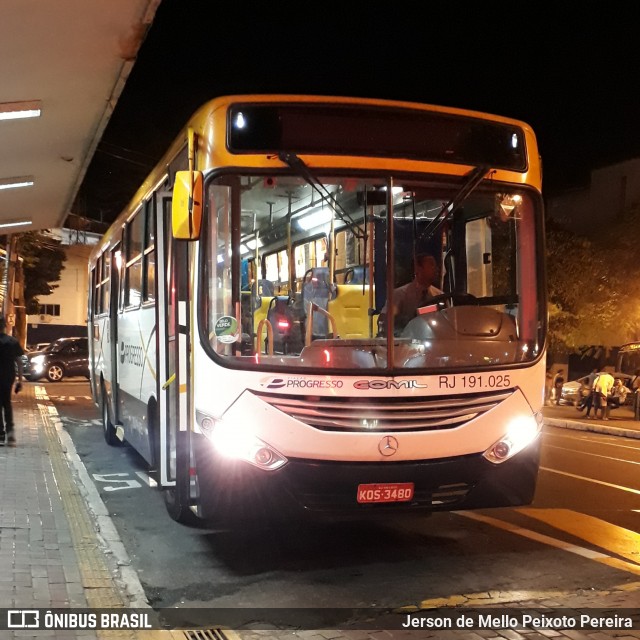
top-left (195, 410), bottom-right (287, 471)
top-left (483, 414), bottom-right (540, 464)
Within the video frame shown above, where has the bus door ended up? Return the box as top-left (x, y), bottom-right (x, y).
top-left (105, 242), bottom-right (121, 424)
top-left (155, 191), bottom-right (194, 521)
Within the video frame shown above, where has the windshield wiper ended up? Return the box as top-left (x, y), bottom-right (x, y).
top-left (418, 165), bottom-right (491, 243)
top-left (278, 151), bottom-right (365, 239)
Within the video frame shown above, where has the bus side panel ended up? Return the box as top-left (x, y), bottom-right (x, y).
top-left (116, 305), bottom-right (157, 463)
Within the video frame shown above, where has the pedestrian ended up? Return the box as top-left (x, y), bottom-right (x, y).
top-left (0, 315), bottom-right (24, 446)
top-left (592, 371), bottom-right (614, 420)
top-left (552, 370), bottom-right (565, 405)
top-left (544, 368), bottom-right (554, 406)
top-left (605, 378), bottom-right (631, 418)
top-left (578, 368), bottom-right (598, 411)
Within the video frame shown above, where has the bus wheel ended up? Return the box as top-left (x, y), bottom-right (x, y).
top-left (163, 431), bottom-right (204, 526)
top-left (101, 386), bottom-right (120, 446)
top-left (147, 399), bottom-right (161, 475)
top-left (163, 486), bottom-right (203, 526)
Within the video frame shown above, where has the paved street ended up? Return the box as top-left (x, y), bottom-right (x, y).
top-left (1, 385), bottom-right (638, 639)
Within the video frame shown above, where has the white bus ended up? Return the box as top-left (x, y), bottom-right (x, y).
top-left (88, 95), bottom-right (546, 526)
top-left (617, 342), bottom-right (640, 377)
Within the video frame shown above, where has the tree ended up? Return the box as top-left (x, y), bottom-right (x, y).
top-left (545, 218), bottom-right (617, 359)
top-left (16, 231), bottom-right (66, 313)
top-left (545, 201), bottom-right (640, 362)
top-left (591, 203), bottom-right (640, 341)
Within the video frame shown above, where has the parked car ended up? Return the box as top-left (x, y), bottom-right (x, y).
top-left (24, 337), bottom-right (89, 382)
top-left (28, 342), bottom-right (50, 352)
top-left (560, 372), bottom-right (634, 407)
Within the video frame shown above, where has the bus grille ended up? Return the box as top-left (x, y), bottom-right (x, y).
top-left (250, 389), bottom-right (513, 432)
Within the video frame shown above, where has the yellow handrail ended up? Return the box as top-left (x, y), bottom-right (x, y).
top-left (256, 318), bottom-right (274, 355)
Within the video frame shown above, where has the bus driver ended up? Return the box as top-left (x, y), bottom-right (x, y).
top-left (378, 253), bottom-right (443, 334)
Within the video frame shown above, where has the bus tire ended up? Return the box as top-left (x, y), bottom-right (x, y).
top-left (163, 430), bottom-right (205, 527)
top-left (101, 386), bottom-right (120, 447)
top-left (163, 486), bottom-right (203, 526)
top-left (147, 399), bottom-right (161, 473)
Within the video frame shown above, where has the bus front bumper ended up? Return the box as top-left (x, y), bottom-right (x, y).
top-left (193, 434), bottom-right (541, 524)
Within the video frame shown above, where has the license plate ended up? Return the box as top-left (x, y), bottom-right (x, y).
top-left (357, 482), bottom-right (414, 504)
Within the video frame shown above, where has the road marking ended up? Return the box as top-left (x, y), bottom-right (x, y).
top-left (545, 431), bottom-right (640, 452)
top-left (517, 507), bottom-right (640, 565)
top-left (135, 471), bottom-right (158, 488)
top-left (404, 580), bottom-right (640, 610)
top-left (456, 510), bottom-right (640, 577)
top-left (540, 465), bottom-right (640, 495)
top-left (545, 443), bottom-right (640, 465)
top-left (58, 416), bottom-right (102, 427)
top-left (92, 473), bottom-right (142, 491)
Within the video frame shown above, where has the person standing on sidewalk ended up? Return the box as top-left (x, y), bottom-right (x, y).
top-left (552, 370), bottom-right (565, 405)
top-left (0, 315), bottom-right (24, 446)
top-left (593, 371), bottom-right (614, 420)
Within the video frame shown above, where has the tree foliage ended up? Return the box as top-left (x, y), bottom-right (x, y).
top-left (16, 231), bottom-right (66, 313)
top-left (546, 203), bottom-right (640, 360)
top-left (592, 203), bottom-right (640, 341)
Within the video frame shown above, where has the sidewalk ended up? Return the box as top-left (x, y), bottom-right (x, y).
top-left (1, 385), bottom-right (638, 639)
top-left (543, 403), bottom-right (640, 439)
top-left (0, 384), bottom-right (186, 640)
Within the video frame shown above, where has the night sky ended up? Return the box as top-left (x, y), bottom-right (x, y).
top-left (73, 2), bottom-right (640, 225)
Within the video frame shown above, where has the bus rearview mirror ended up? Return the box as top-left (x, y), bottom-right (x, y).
top-left (172, 170), bottom-right (203, 240)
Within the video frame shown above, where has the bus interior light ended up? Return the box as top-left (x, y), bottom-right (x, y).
top-left (483, 415), bottom-right (540, 464)
top-left (297, 205), bottom-right (333, 230)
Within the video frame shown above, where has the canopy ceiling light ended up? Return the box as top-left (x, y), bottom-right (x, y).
top-left (0, 100), bottom-right (42, 121)
top-left (0, 176), bottom-right (34, 190)
top-left (0, 219), bottom-right (33, 230)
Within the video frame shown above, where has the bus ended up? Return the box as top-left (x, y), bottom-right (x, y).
top-left (88, 94), bottom-right (546, 526)
top-left (617, 342), bottom-right (640, 377)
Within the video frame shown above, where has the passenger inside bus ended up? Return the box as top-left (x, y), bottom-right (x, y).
top-left (301, 267), bottom-right (334, 339)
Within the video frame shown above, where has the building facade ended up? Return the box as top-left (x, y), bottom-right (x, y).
top-left (547, 158), bottom-right (640, 236)
top-left (26, 230), bottom-right (98, 348)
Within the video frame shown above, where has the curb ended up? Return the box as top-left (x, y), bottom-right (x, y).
top-left (544, 416), bottom-right (640, 439)
top-left (34, 385), bottom-right (189, 640)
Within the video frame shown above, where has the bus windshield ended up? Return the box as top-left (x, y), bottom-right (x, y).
top-left (201, 172), bottom-right (543, 373)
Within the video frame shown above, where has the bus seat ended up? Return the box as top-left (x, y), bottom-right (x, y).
top-left (328, 284), bottom-right (376, 339)
top-left (266, 296), bottom-right (300, 354)
top-left (255, 279), bottom-right (275, 298)
top-left (344, 266), bottom-right (369, 285)
top-left (302, 267), bottom-right (333, 338)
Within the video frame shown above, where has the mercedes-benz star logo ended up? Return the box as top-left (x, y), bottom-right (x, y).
top-left (378, 435), bottom-right (399, 457)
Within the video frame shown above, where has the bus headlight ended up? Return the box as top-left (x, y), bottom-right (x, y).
top-left (196, 410), bottom-right (287, 471)
top-left (483, 414), bottom-right (541, 464)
